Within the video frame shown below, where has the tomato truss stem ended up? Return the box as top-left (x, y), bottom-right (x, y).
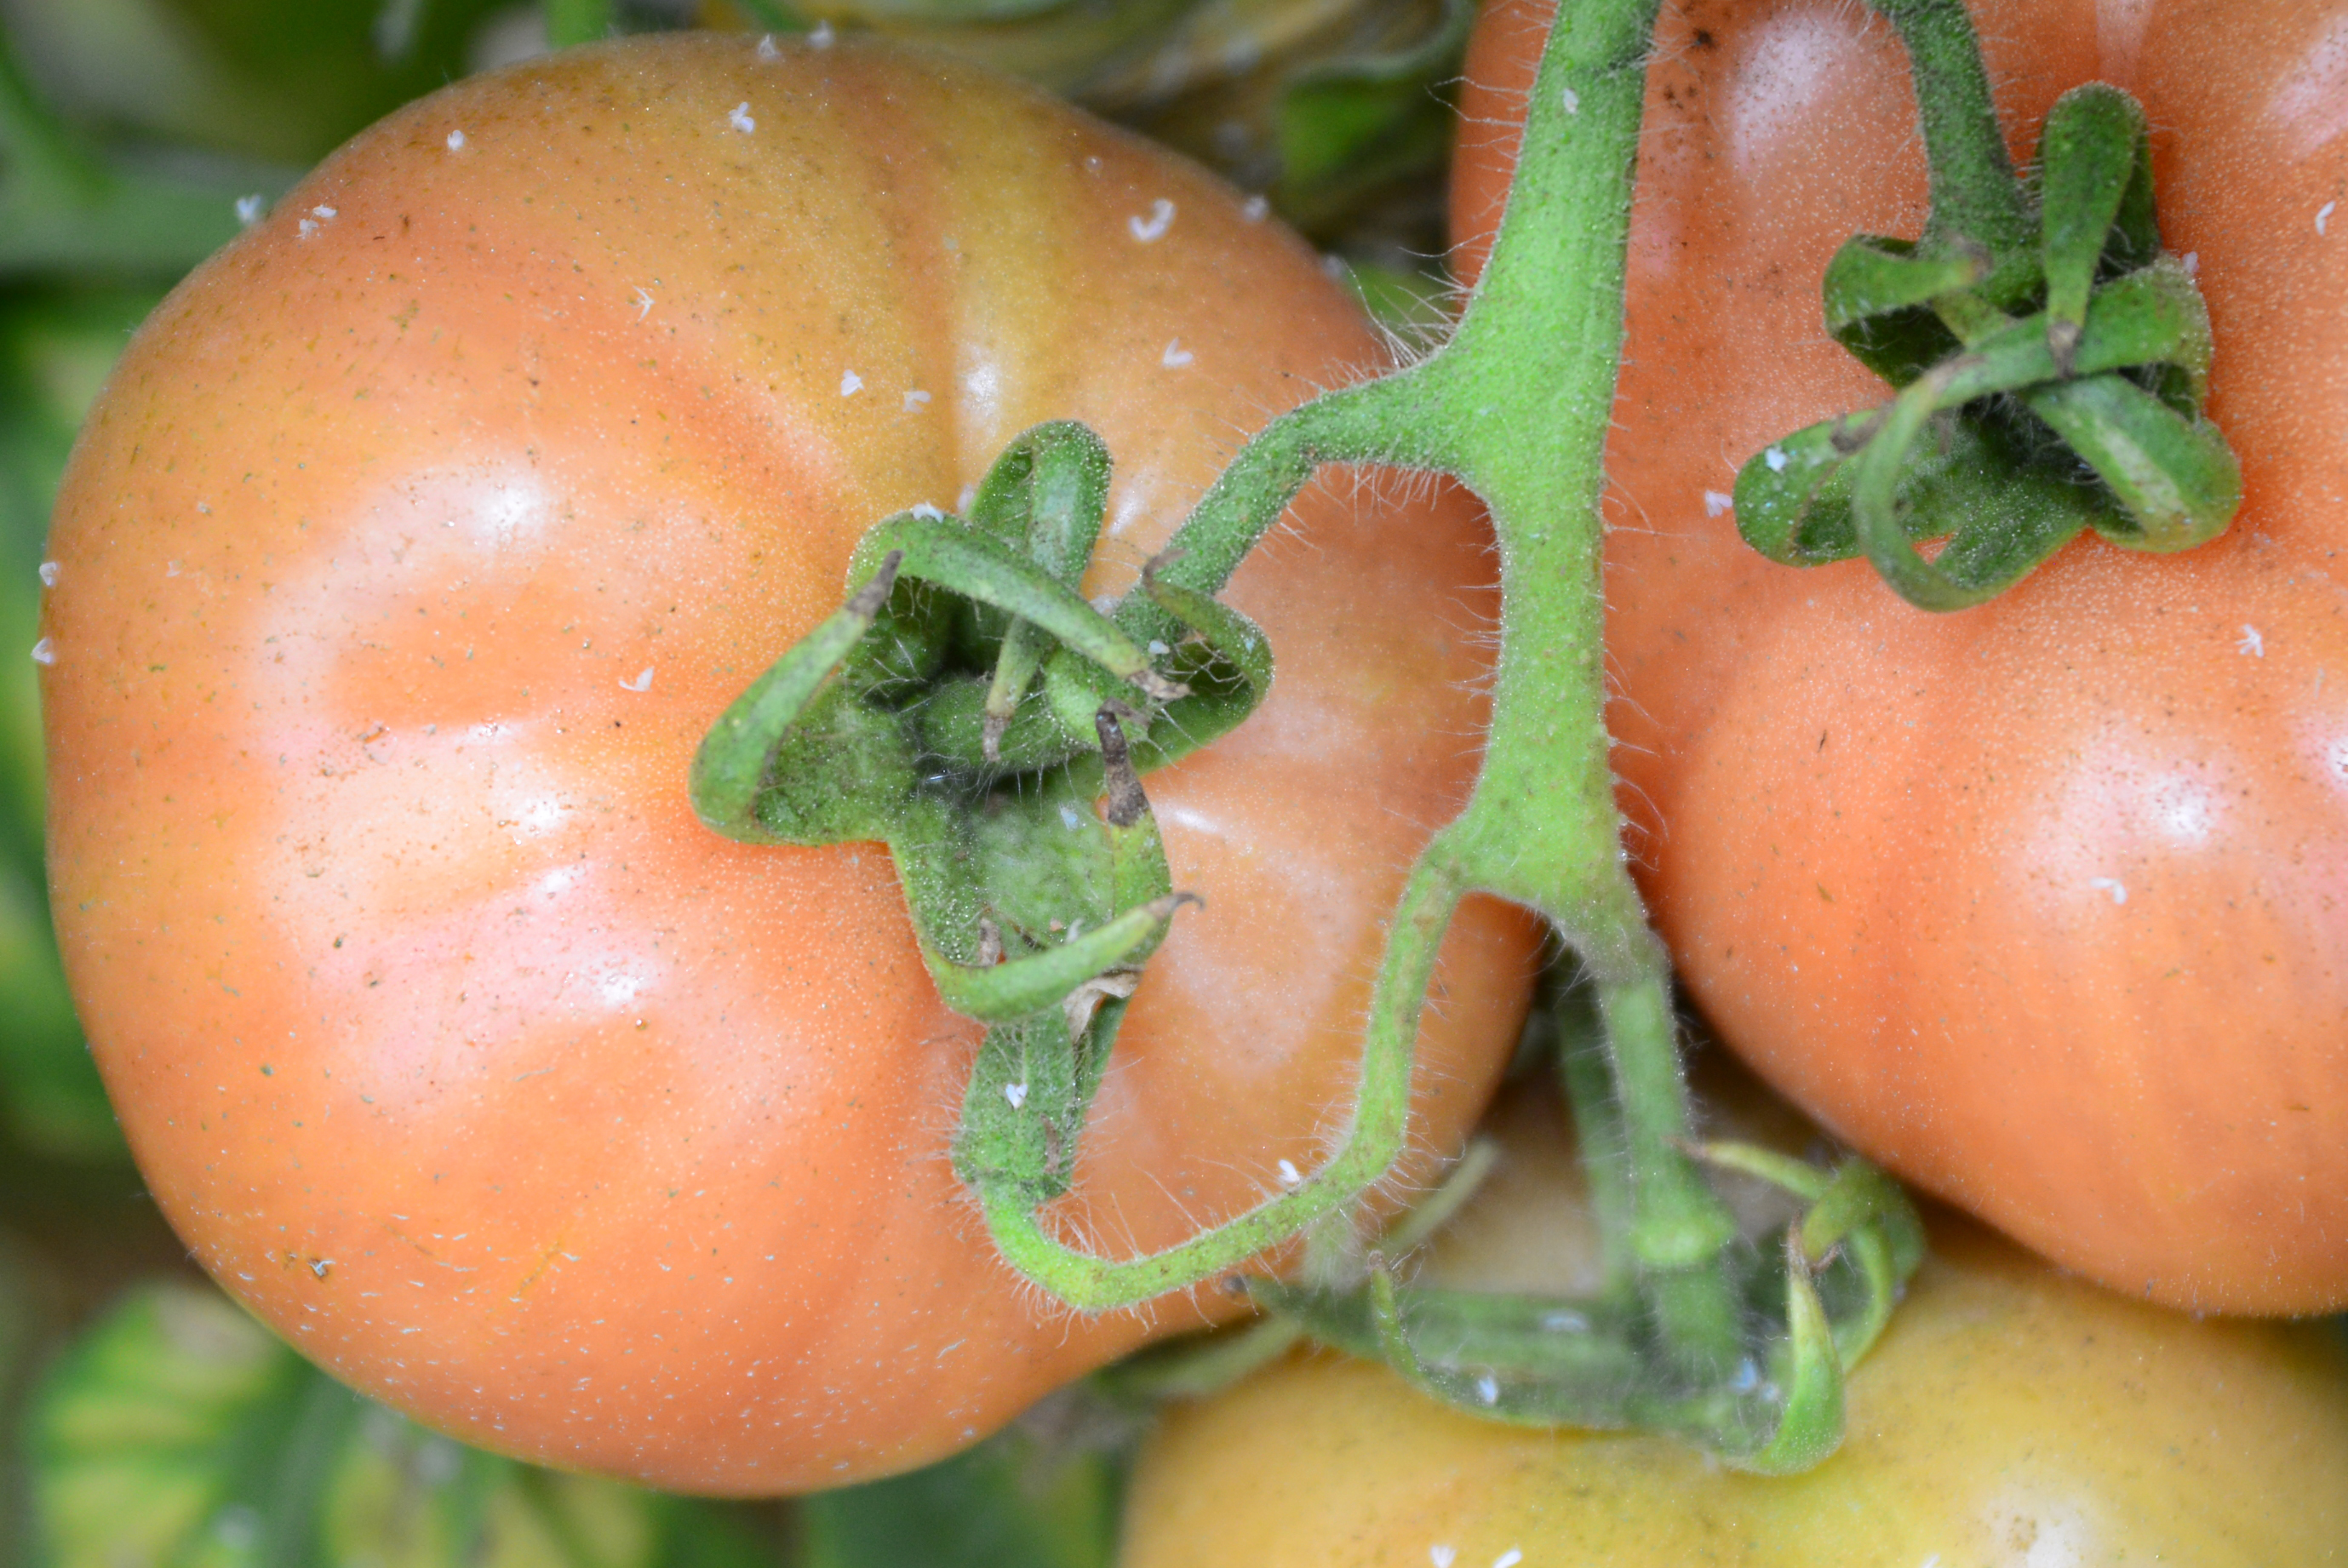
top-left (697, 0), bottom-right (1927, 1471)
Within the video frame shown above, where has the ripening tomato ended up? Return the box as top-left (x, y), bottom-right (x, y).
top-left (1120, 1077), bottom-right (2348, 1567)
top-left (41, 35), bottom-right (1536, 1493)
top-left (1453, 0), bottom-right (2348, 1312)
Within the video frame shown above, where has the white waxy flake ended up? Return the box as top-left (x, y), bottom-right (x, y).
top-left (810, 20), bottom-right (834, 47)
top-left (1161, 338), bottom-right (1194, 368)
top-left (620, 667), bottom-right (655, 692)
top-left (2089, 877), bottom-right (2128, 906)
top-left (633, 286), bottom-right (655, 320)
top-left (2321, 199), bottom-right (2338, 237)
top-left (903, 388), bottom-right (931, 411)
top-left (1475, 1374), bottom-right (1499, 1405)
top-left (1275, 1158), bottom-right (1303, 1187)
top-left (38, 562), bottom-right (58, 587)
top-left (446, 129), bottom-right (467, 151)
top-left (298, 219), bottom-right (319, 240)
top-left (1561, 85), bottom-right (1580, 113)
top-left (1241, 193), bottom-right (1270, 222)
top-left (29, 638), bottom-right (54, 667)
top-left (1004, 1082), bottom-right (1028, 1109)
top-left (756, 32), bottom-right (779, 60)
top-left (235, 194), bottom-right (265, 225)
top-left (911, 502), bottom-right (944, 520)
top-left (1128, 198), bottom-right (1176, 243)
top-left (839, 369), bottom-right (863, 397)
top-left (2239, 624), bottom-right (2265, 656)
top-left (1429, 1549), bottom-right (1457, 1568)
top-left (729, 102), bottom-right (756, 134)
top-left (1492, 1553), bottom-right (1524, 1568)
top-left (312, 205), bottom-right (337, 220)
top-left (1764, 445), bottom-right (1789, 472)
top-left (1704, 489), bottom-right (1733, 518)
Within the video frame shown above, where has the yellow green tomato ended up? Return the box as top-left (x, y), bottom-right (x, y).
top-left (1123, 1084), bottom-right (2348, 1565)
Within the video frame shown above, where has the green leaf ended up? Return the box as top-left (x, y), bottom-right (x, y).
top-left (27, 1283), bottom-right (776, 1568)
top-left (798, 1428), bottom-right (1120, 1568)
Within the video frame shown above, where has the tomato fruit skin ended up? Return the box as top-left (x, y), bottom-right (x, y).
top-left (1120, 1081), bottom-right (2348, 1567)
top-left (40, 36), bottom-right (1536, 1493)
top-left (1453, 0), bottom-right (2348, 1313)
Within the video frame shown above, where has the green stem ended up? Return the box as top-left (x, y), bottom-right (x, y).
top-left (1427, 0), bottom-right (1740, 1373)
top-left (1117, 363), bottom-right (1445, 648)
top-left (981, 844), bottom-right (1467, 1311)
top-left (1864, 0), bottom-right (2033, 265)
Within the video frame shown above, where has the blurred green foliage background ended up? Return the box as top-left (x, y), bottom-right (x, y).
top-left (0, 0), bottom-right (1465, 1559)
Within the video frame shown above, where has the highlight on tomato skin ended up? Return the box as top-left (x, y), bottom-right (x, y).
top-left (36, 32), bottom-right (1539, 1494)
top-left (1452, 0), bottom-right (2348, 1314)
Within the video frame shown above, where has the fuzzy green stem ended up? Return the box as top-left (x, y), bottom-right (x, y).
top-left (1864, 0), bottom-right (2032, 261)
top-left (978, 844), bottom-right (1467, 1311)
top-left (1426, 0), bottom-right (1742, 1374)
top-left (1116, 363), bottom-right (1445, 649)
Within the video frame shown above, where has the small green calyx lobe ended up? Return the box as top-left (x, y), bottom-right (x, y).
top-left (1738, 17), bottom-right (2242, 611)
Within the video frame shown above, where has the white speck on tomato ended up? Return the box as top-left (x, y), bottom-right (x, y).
top-left (1161, 338), bottom-right (1194, 368)
top-left (2320, 199), bottom-right (2337, 237)
top-left (1276, 1158), bottom-right (1303, 1187)
top-left (235, 194), bottom-right (265, 225)
top-left (30, 638), bottom-right (54, 667)
top-left (839, 369), bottom-right (862, 397)
top-left (728, 102), bottom-right (756, 134)
top-left (1492, 1552), bottom-right (1523, 1568)
top-left (903, 388), bottom-right (931, 411)
top-left (620, 667), bottom-right (654, 692)
top-left (38, 562), bottom-right (57, 587)
top-left (446, 129), bottom-right (467, 151)
top-left (1429, 1548), bottom-right (1456, 1568)
top-left (756, 32), bottom-right (779, 60)
top-left (312, 205), bottom-right (337, 220)
top-left (2089, 877), bottom-right (2128, 906)
top-left (633, 286), bottom-right (655, 320)
top-left (911, 502), bottom-right (944, 520)
top-left (1241, 193), bottom-right (1269, 222)
top-left (2239, 624), bottom-right (2265, 656)
top-left (1128, 198), bottom-right (1176, 243)
top-left (1704, 489), bottom-right (1733, 517)
top-left (810, 20), bottom-right (834, 47)
top-left (298, 219), bottom-right (319, 240)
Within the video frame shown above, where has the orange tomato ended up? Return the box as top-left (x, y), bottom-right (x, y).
top-left (1453, 0), bottom-right (2348, 1313)
top-left (42, 35), bottom-right (1533, 1492)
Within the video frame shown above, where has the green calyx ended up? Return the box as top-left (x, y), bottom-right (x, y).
top-left (1738, 1), bottom-right (2240, 610)
top-left (691, 420), bottom-right (1268, 1214)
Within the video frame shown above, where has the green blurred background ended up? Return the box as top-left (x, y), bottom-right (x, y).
top-left (0, 0), bottom-right (1466, 1559)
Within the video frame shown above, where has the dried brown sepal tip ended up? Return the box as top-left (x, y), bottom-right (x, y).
top-left (848, 549), bottom-right (904, 618)
top-left (1096, 707), bottom-right (1152, 827)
